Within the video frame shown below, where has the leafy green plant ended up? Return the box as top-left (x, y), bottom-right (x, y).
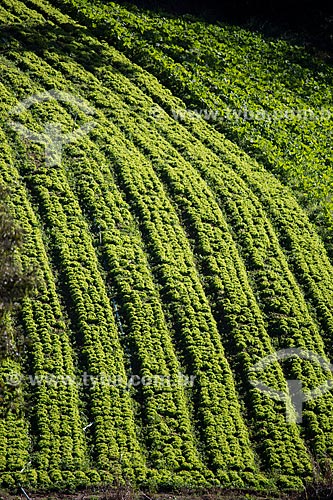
top-left (0, 0), bottom-right (333, 494)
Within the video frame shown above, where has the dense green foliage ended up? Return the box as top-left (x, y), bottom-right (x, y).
top-left (0, 189), bottom-right (29, 345)
top-left (51, 0), bottom-right (333, 241)
top-left (0, 0), bottom-right (333, 494)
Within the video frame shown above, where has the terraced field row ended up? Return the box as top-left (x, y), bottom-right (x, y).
top-left (51, 0), bottom-right (333, 237)
top-left (0, 0), bottom-right (333, 493)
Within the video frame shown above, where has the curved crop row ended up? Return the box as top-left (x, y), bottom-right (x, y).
top-left (48, 0), bottom-right (333, 234)
top-left (0, 12), bottom-right (263, 485)
top-left (1, 0), bottom-right (333, 492)
top-left (3, 42), bottom-right (216, 484)
top-left (0, 36), bottom-right (234, 486)
top-left (0, 325), bottom-right (30, 488)
top-left (0, 120), bottom-right (92, 488)
top-left (28, 10), bottom-right (333, 471)
top-left (79, 41), bottom-right (333, 366)
top-left (63, 145), bottom-right (213, 486)
top-left (0, 65), bottom-right (146, 484)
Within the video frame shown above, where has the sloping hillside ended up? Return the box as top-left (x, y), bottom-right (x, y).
top-left (55, 0), bottom-right (333, 237)
top-left (1, 0), bottom-right (333, 493)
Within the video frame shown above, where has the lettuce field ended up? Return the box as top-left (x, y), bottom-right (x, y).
top-left (1, 0), bottom-right (333, 494)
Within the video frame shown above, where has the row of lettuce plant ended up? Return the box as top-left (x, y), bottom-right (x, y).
top-left (48, 0), bottom-right (333, 244)
top-left (2, 0), bottom-right (333, 489)
top-left (28, 0), bottom-right (333, 359)
top-left (0, 46), bottom-right (146, 487)
top-left (26, 7), bottom-right (332, 480)
top-left (0, 4), bottom-right (265, 486)
top-left (0, 119), bottom-right (92, 489)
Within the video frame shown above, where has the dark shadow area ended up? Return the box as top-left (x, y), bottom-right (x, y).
top-left (113, 0), bottom-right (333, 58)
